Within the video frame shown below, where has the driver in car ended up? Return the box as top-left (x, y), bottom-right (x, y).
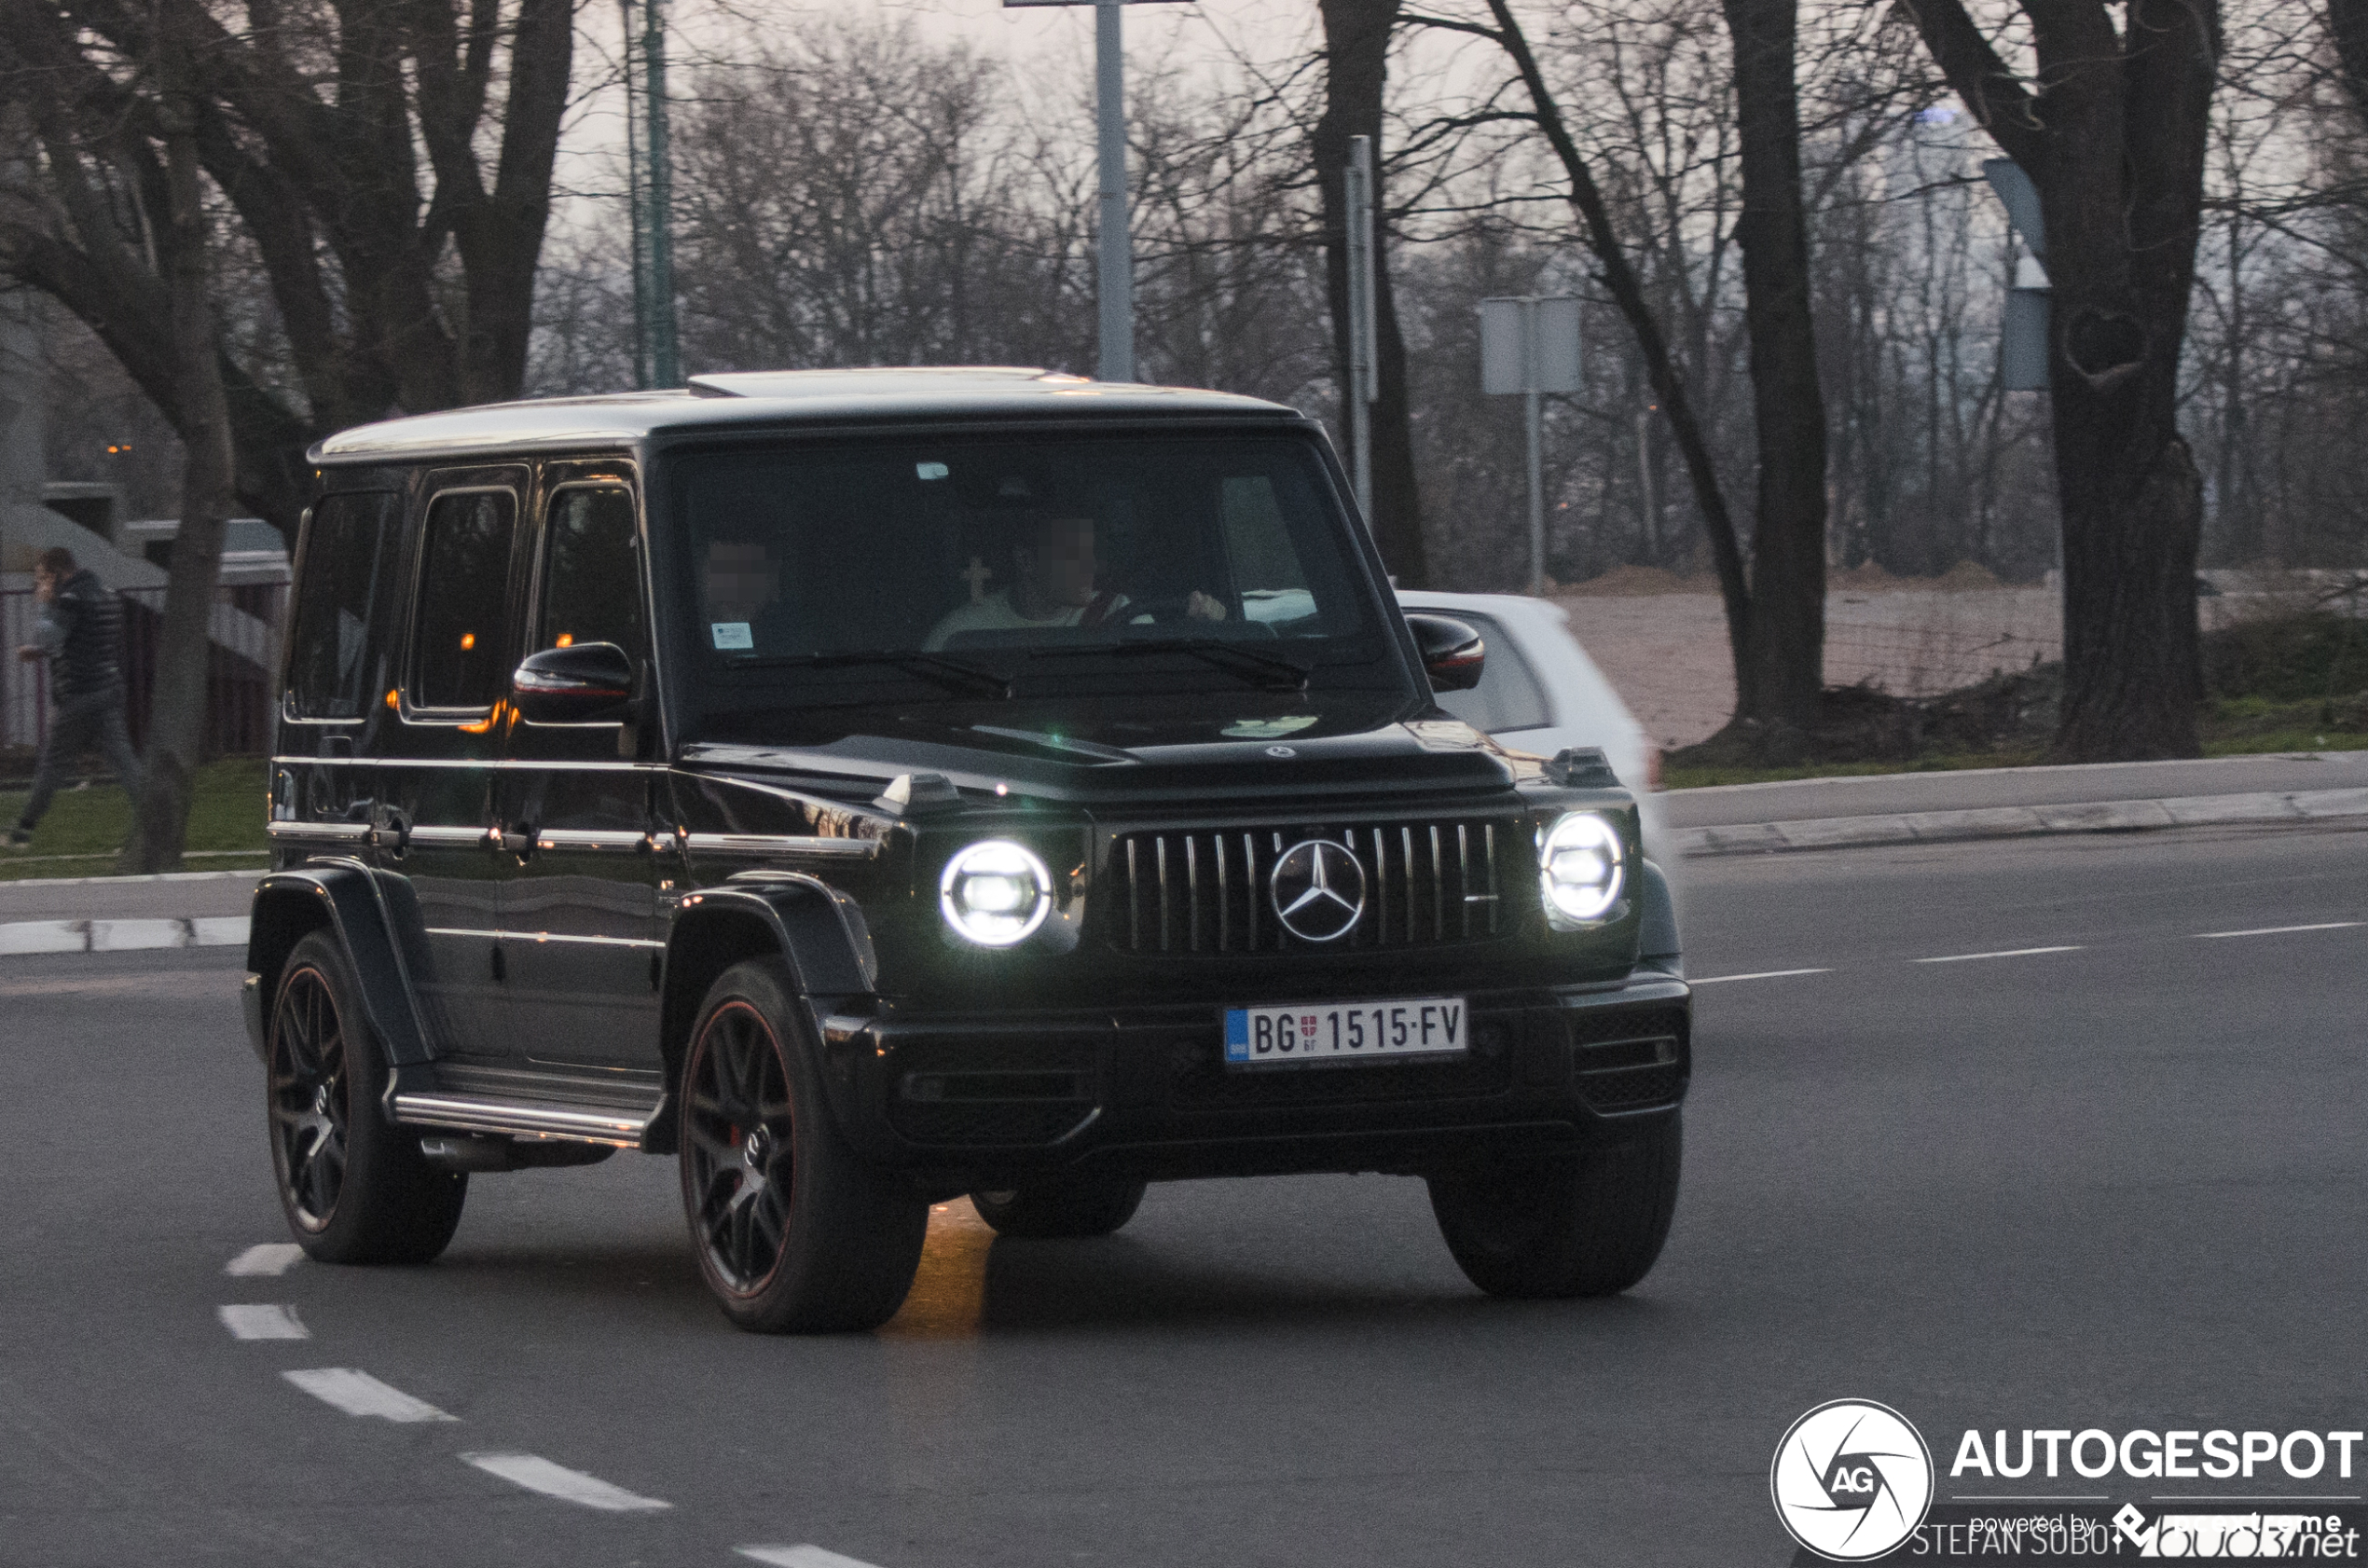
top-left (925, 512), bottom-right (1224, 650)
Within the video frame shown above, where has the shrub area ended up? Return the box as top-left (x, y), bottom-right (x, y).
top-left (1666, 611), bottom-right (2368, 788)
top-left (0, 757), bottom-right (268, 880)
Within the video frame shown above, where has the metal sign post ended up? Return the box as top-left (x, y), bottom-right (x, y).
top-left (1005, 0), bottom-right (1198, 384)
top-left (1479, 296), bottom-right (1582, 595)
top-left (1343, 135), bottom-right (1378, 519)
top-left (1983, 158), bottom-right (2050, 392)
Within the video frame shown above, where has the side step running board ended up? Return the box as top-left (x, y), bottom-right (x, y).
top-left (390, 1092), bottom-right (655, 1149)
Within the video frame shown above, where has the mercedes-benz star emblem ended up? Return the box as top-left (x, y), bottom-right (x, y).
top-left (1265, 744), bottom-right (1297, 758)
top-left (1270, 838), bottom-right (1367, 942)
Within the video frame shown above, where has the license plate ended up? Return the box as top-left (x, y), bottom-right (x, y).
top-left (1223, 997), bottom-right (1468, 1067)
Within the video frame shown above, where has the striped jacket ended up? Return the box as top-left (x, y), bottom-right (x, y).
top-left (34, 568), bottom-right (127, 699)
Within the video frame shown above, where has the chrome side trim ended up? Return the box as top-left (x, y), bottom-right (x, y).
top-left (534, 829), bottom-right (651, 853)
top-left (422, 926), bottom-right (663, 950)
top-left (266, 821), bottom-right (371, 844)
top-left (683, 832), bottom-right (880, 860)
top-left (269, 755), bottom-right (665, 773)
top-left (406, 825), bottom-right (489, 846)
top-left (390, 1092), bottom-right (654, 1148)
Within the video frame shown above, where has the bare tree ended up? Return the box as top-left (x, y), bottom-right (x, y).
top-left (1898, 0), bottom-right (2221, 759)
top-left (1432, 1), bottom-right (1754, 716)
top-left (0, 4), bottom-right (235, 871)
top-left (1721, 0), bottom-right (1828, 739)
top-left (1314, 0), bottom-right (1429, 586)
top-left (0, 0), bottom-right (575, 537)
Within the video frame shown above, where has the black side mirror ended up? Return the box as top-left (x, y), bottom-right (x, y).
top-left (1405, 612), bottom-right (1485, 693)
top-left (512, 641), bottom-right (635, 724)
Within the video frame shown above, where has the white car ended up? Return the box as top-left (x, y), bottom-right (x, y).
top-left (1396, 589), bottom-right (1670, 864)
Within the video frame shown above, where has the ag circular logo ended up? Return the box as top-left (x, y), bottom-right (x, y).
top-left (1269, 838), bottom-right (1366, 942)
top-left (1770, 1399), bottom-right (1934, 1561)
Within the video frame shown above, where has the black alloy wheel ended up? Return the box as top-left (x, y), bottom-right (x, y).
top-left (268, 962), bottom-right (350, 1232)
top-left (682, 999), bottom-right (797, 1296)
top-left (264, 931), bottom-right (467, 1264)
top-left (677, 958), bottom-right (929, 1333)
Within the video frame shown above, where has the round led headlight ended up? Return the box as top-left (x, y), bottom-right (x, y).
top-left (939, 839), bottom-right (1054, 947)
top-left (1537, 811), bottom-right (1626, 925)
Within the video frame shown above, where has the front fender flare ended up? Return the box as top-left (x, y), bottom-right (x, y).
top-left (244, 860), bottom-right (435, 1071)
top-left (649, 874), bottom-right (879, 1152)
top-left (1635, 858), bottom-right (1682, 972)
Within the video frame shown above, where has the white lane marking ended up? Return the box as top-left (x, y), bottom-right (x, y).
top-left (2196, 921), bottom-right (2362, 940)
top-left (227, 1243), bottom-right (305, 1276)
top-left (461, 1452), bottom-right (669, 1512)
top-left (219, 1303), bottom-right (308, 1341)
top-left (1913, 945), bottom-right (2085, 964)
top-left (1689, 968), bottom-right (1834, 985)
top-left (737, 1547), bottom-right (884, 1568)
top-left (190, 915), bottom-right (252, 945)
top-left (283, 1369), bottom-right (457, 1423)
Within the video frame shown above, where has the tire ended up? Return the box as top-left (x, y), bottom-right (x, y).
top-left (1427, 1114), bottom-right (1682, 1300)
top-left (266, 931), bottom-right (467, 1265)
top-left (969, 1177), bottom-right (1148, 1239)
top-left (679, 957), bottom-right (928, 1333)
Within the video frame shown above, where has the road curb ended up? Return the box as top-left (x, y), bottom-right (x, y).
top-left (1676, 786), bottom-right (2368, 857)
top-left (0, 868), bottom-right (266, 890)
top-left (0, 916), bottom-right (250, 956)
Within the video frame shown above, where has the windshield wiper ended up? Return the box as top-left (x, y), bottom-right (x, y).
top-left (728, 650), bottom-right (1012, 700)
top-left (1027, 637), bottom-right (1311, 692)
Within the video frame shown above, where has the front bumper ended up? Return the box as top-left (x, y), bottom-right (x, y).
top-left (817, 973), bottom-right (1689, 1189)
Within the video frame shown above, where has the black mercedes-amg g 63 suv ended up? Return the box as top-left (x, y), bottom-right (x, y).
top-left (245, 367), bottom-right (1688, 1332)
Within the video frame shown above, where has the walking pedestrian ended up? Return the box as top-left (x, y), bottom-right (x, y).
top-left (8, 546), bottom-right (141, 848)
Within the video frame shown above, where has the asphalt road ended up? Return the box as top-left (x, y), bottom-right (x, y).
top-left (4, 818), bottom-right (2364, 1567)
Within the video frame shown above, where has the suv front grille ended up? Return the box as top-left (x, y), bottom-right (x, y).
top-left (1107, 817), bottom-right (1522, 955)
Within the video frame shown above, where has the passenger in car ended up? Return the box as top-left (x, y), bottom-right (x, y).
top-left (924, 512), bottom-right (1225, 649)
top-left (702, 538), bottom-right (794, 653)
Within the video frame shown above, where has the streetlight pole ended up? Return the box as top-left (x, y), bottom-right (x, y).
top-left (1095, 0), bottom-right (1132, 383)
top-left (622, 0), bottom-right (679, 389)
top-left (641, 0), bottom-right (680, 388)
top-left (1343, 135), bottom-right (1377, 520)
top-left (1005, 0), bottom-right (1195, 384)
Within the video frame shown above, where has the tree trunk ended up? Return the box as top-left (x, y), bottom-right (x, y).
top-left (1314, 0), bottom-right (1428, 587)
top-left (1478, 0), bottom-right (1755, 708)
top-left (2328, 0), bottom-right (2368, 127)
top-left (1722, 0), bottom-right (1828, 735)
top-left (1900, 0), bottom-right (2215, 761)
top-left (118, 83), bottom-right (234, 875)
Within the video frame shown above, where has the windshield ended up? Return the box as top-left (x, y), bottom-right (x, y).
top-left (663, 432), bottom-right (1396, 713)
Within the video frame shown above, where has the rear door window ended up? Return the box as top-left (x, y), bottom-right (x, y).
top-left (411, 488), bottom-right (519, 711)
top-left (285, 492), bottom-right (400, 720)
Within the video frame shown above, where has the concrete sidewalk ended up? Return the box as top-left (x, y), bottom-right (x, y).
top-left (0, 870), bottom-right (261, 955)
top-left (1669, 750), bottom-right (2368, 857)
